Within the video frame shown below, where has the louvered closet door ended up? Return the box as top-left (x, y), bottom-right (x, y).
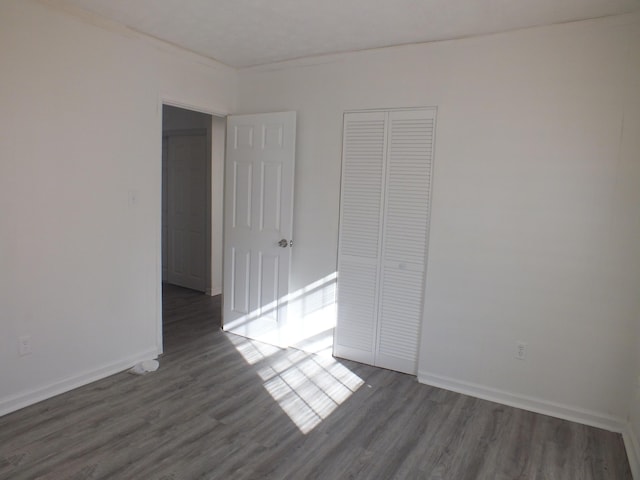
top-left (376, 109), bottom-right (435, 374)
top-left (334, 111), bottom-right (387, 365)
top-left (335, 108), bottom-right (436, 375)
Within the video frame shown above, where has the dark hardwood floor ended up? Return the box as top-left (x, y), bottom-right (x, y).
top-left (0, 284), bottom-right (631, 479)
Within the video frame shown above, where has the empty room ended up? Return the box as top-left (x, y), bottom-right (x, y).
top-left (1, 0), bottom-right (639, 478)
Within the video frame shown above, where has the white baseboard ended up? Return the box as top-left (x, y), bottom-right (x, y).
top-left (417, 370), bottom-right (625, 433)
top-left (623, 423), bottom-right (640, 480)
top-left (0, 347), bottom-right (160, 418)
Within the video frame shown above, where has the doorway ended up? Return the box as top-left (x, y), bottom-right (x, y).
top-left (161, 105), bottom-right (226, 347)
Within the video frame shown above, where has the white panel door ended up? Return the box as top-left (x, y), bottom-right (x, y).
top-left (223, 112), bottom-right (296, 347)
top-left (165, 133), bottom-right (208, 291)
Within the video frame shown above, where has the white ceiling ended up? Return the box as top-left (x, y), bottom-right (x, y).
top-left (56, 0), bottom-right (640, 68)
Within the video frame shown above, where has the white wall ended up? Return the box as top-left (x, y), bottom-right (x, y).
top-left (0, 0), bottom-right (236, 414)
top-left (236, 13), bottom-right (640, 429)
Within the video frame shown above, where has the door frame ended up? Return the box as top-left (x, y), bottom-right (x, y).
top-left (157, 96), bottom-right (228, 354)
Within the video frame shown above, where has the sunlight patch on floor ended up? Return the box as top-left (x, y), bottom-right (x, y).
top-left (229, 334), bottom-right (364, 434)
top-left (226, 272), bottom-right (364, 433)
top-left (227, 332), bottom-right (281, 364)
top-left (260, 353), bottom-right (364, 434)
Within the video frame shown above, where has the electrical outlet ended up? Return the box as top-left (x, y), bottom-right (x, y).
top-left (515, 341), bottom-right (527, 360)
top-left (18, 335), bottom-right (32, 356)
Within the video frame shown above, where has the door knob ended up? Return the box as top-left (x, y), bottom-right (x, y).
top-left (278, 239), bottom-right (288, 248)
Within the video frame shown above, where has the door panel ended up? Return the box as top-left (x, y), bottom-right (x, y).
top-left (223, 112), bottom-right (296, 347)
top-left (260, 163), bottom-right (283, 232)
top-left (230, 248), bottom-right (251, 315)
top-left (232, 162), bottom-right (253, 230)
top-left (258, 253), bottom-right (279, 321)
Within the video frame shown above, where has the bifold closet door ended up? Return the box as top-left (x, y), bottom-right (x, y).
top-left (334, 111), bottom-right (387, 365)
top-left (334, 112), bottom-right (387, 364)
top-left (335, 108), bottom-right (436, 375)
top-left (375, 109), bottom-right (435, 373)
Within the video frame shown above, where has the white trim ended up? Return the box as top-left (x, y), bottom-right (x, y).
top-left (0, 347), bottom-right (159, 418)
top-left (206, 287), bottom-right (222, 296)
top-left (418, 370), bottom-right (625, 433)
top-left (623, 423), bottom-right (640, 480)
top-left (160, 95), bottom-right (229, 119)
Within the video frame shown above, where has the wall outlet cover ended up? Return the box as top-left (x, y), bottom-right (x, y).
top-left (19, 335), bottom-right (32, 356)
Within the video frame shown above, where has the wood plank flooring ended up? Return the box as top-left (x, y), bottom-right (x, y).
top-left (0, 284), bottom-right (632, 479)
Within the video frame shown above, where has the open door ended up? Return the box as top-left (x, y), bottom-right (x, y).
top-left (223, 111), bottom-right (296, 347)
